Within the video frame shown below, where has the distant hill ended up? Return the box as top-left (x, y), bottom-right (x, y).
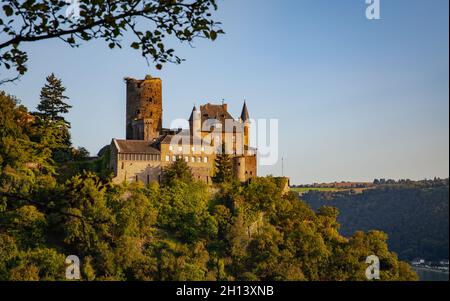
top-left (301, 180), bottom-right (449, 261)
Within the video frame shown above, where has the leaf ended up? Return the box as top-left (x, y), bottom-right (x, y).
top-left (130, 42), bottom-right (140, 49)
top-left (3, 5), bottom-right (13, 17)
top-left (156, 64), bottom-right (163, 70)
top-left (210, 31), bottom-right (217, 41)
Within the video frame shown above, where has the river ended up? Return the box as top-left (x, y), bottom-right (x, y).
top-left (413, 267), bottom-right (449, 281)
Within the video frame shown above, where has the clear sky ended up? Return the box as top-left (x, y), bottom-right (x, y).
top-left (2, 0), bottom-right (449, 184)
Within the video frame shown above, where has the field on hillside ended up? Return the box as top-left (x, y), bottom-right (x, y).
top-left (291, 187), bottom-right (368, 194)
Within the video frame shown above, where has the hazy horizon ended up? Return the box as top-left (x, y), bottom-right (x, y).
top-left (1, 0), bottom-right (449, 184)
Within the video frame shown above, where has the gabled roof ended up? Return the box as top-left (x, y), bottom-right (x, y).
top-left (113, 139), bottom-right (160, 154)
top-left (160, 131), bottom-right (203, 145)
top-left (199, 103), bottom-right (234, 124)
top-left (187, 103), bottom-right (244, 132)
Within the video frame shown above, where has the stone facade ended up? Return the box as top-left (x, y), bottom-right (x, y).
top-left (125, 76), bottom-right (163, 141)
top-left (111, 76), bottom-right (257, 185)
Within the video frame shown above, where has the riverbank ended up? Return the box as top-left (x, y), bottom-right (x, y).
top-left (412, 266), bottom-right (449, 281)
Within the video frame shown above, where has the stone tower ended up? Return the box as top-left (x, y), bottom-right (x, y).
top-left (125, 75), bottom-right (163, 141)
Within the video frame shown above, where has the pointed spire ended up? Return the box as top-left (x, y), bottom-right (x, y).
top-left (240, 100), bottom-right (249, 122)
top-left (189, 105), bottom-right (197, 121)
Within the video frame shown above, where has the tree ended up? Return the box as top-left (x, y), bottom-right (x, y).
top-left (0, 95), bottom-right (420, 280)
top-left (36, 73), bottom-right (71, 124)
top-left (35, 73), bottom-right (75, 162)
top-left (162, 158), bottom-right (192, 186)
top-left (72, 147), bottom-right (90, 161)
top-left (0, 90), bottom-right (61, 178)
top-left (0, 0), bottom-right (223, 82)
top-left (212, 152), bottom-right (233, 184)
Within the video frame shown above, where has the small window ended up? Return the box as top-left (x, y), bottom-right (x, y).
top-left (121, 162), bottom-right (124, 169)
top-left (169, 145), bottom-right (173, 151)
top-left (178, 146), bottom-right (183, 152)
top-left (172, 155), bottom-right (176, 162)
top-left (191, 146), bottom-right (195, 152)
top-left (191, 157), bottom-right (195, 163)
top-left (166, 155), bottom-right (170, 162)
top-left (185, 157), bottom-right (189, 162)
top-left (201, 146), bottom-right (205, 152)
top-left (197, 157), bottom-right (202, 163)
top-left (203, 157), bottom-right (208, 163)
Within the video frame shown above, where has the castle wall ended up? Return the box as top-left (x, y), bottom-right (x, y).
top-left (244, 155), bottom-right (257, 180)
top-left (232, 154), bottom-right (257, 182)
top-left (116, 76), bottom-right (257, 185)
top-left (160, 143), bottom-right (215, 184)
top-left (111, 142), bottom-right (256, 185)
top-left (233, 156), bottom-right (246, 182)
top-left (113, 157), bottom-right (162, 184)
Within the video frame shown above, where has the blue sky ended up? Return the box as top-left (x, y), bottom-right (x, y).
top-left (2, 0), bottom-right (449, 184)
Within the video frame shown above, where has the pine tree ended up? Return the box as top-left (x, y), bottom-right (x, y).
top-left (37, 73), bottom-right (71, 124)
top-left (162, 158), bottom-right (193, 186)
top-left (36, 73), bottom-right (73, 162)
top-left (212, 152), bottom-right (233, 184)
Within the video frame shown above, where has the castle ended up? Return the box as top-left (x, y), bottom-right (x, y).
top-left (110, 75), bottom-right (257, 184)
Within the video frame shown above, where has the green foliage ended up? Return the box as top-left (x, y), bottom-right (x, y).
top-left (0, 91), bottom-right (418, 281)
top-left (162, 159), bottom-right (193, 186)
top-left (0, 91), bottom-right (60, 193)
top-left (302, 182), bottom-right (449, 261)
top-left (212, 152), bottom-right (233, 184)
top-left (34, 73), bottom-right (76, 164)
top-left (37, 73), bottom-right (71, 124)
top-left (158, 181), bottom-right (217, 243)
top-left (0, 0), bottom-right (224, 81)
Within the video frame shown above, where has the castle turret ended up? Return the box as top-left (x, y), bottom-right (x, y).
top-left (125, 76), bottom-right (162, 141)
top-left (240, 101), bottom-right (250, 148)
top-left (189, 105), bottom-right (202, 144)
